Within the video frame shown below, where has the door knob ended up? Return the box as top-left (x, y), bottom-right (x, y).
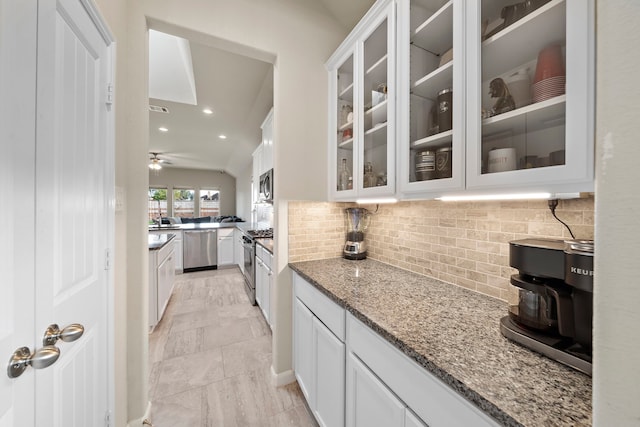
top-left (7, 345), bottom-right (60, 379)
top-left (43, 323), bottom-right (84, 346)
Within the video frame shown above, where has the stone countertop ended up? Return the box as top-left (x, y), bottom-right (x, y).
top-left (148, 233), bottom-right (175, 251)
top-left (148, 222), bottom-right (241, 231)
top-left (289, 258), bottom-right (592, 427)
top-left (255, 238), bottom-right (273, 254)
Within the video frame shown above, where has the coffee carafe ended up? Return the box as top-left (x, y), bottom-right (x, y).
top-left (343, 207), bottom-right (371, 260)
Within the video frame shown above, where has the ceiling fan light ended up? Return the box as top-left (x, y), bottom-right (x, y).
top-left (149, 161), bottom-right (162, 170)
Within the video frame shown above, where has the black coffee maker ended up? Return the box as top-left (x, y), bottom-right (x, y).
top-left (500, 238), bottom-right (594, 375)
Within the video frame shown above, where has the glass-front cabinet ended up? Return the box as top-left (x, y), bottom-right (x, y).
top-left (330, 0), bottom-right (593, 201)
top-left (465, 0), bottom-right (594, 193)
top-left (328, 0), bottom-right (396, 200)
top-left (397, 0), bottom-right (465, 197)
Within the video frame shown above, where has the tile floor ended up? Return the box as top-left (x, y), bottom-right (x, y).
top-left (148, 267), bottom-right (317, 427)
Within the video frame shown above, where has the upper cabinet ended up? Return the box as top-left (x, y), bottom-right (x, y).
top-left (397, 0), bottom-right (466, 197)
top-left (261, 107), bottom-right (274, 173)
top-left (464, 0), bottom-right (594, 194)
top-left (329, 0), bottom-right (594, 201)
top-left (327, 0), bottom-right (396, 200)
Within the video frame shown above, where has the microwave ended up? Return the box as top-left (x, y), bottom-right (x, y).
top-left (259, 169), bottom-right (273, 202)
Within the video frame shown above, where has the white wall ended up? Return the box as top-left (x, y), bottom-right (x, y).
top-left (149, 167), bottom-right (237, 217)
top-left (115, 0), bottom-right (347, 422)
top-left (593, 0), bottom-right (640, 424)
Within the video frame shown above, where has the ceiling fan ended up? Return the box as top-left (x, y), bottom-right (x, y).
top-left (148, 152), bottom-right (172, 170)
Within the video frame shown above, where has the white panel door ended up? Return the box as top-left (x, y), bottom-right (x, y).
top-left (0, 0), bottom-right (38, 425)
top-left (346, 352), bottom-right (405, 427)
top-left (34, 0), bottom-right (113, 426)
top-left (313, 318), bottom-right (345, 427)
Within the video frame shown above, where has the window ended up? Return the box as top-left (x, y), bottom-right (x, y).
top-left (199, 189), bottom-right (220, 217)
top-left (172, 189), bottom-right (195, 218)
top-left (148, 188), bottom-right (167, 224)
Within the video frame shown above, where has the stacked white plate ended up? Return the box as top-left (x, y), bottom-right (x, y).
top-left (532, 76), bottom-right (565, 103)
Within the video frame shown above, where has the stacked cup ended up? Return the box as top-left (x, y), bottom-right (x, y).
top-left (532, 43), bottom-right (565, 103)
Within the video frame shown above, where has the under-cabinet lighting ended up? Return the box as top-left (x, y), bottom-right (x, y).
top-left (436, 193), bottom-right (552, 202)
top-left (356, 198), bottom-right (398, 204)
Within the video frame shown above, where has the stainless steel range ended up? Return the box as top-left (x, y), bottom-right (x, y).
top-left (241, 228), bottom-right (273, 305)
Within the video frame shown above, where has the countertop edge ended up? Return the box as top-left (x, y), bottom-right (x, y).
top-left (148, 233), bottom-right (176, 251)
top-left (289, 261), bottom-right (522, 427)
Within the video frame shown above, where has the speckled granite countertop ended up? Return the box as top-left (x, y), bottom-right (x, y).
top-left (289, 258), bottom-right (592, 427)
top-left (256, 238), bottom-right (273, 254)
top-left (148, 233), bottom-right (175, 251)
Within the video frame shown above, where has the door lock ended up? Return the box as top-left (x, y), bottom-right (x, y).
top-left (7, 345), bottom-right (60, 379)
top-left (43, 323), bottom-right (84, 346)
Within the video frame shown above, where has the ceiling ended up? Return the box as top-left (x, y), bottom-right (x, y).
top-left (148, 0), bottom-right (375, 178)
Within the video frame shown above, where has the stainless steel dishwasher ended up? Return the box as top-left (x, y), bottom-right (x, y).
top-left (183, 229), bottom-right (217, 272)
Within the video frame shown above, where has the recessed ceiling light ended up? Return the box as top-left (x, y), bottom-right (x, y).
top-left (159, 127), bottom-right (168, 132)
top-left (203, 108), bottom-right (213, 115)
top-left (218, 134), bottom-right (227, 139)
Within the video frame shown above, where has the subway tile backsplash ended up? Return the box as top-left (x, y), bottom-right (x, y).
top-left (288, 197), bottom-right (594, 303)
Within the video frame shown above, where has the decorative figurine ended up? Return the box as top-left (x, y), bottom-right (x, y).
top-left (487, 77), bottom-right (516, 117)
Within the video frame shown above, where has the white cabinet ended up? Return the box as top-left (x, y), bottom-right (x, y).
top-left (217, 228), bottom-right (234, 266)
top-left (464, 0), bottom-right (594, 194)
top-left (255, 245), bottom-right (273, 327)
top-left (396, 0), bottom-right (594, 197)
top-left (234, 229), bottom-right (245, 274)
top-left (346, 313), bottom-right (498, 427)
top-left (261, 107), bottom-right (274, 172)
top-left (150, 229), bottom-right (183, 273)
top-left (327, 0), bottom-right (396, 201)
top-left (149, 239), bottom-right (175, 330)
top-left (294, 297), bottom-right (315, 402)
top-left (397, 0), bottom-right (466, 197)
top-left (346, 352), bottom-right (405, 427)
top-left (292, 272), bottom-right (498, 427)
top-left (314, 317), bottom-right (346, 427)
top-left (252, 144), bottom-right (263, 206)
top-left (293, 273), bottom-right (346, 427)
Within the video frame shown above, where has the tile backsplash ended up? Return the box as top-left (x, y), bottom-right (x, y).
top-left (288, 197), bottom-right (594, 302)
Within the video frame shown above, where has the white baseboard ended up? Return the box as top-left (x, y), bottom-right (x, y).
top-left (126, 401), bottom-right (152, 427)
top-left (271, 365), bottom-right (296, 387)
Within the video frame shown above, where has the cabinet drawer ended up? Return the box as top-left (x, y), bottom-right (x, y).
top-left (158, 239), bottom-right (174, 264)
top-left (293, 272), bottom-right (345, 341)
top-left (347, 314), bottom-right (498, 427)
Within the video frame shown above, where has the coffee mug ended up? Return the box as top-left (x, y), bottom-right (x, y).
top-left (488, 148), bottom-right (517, 173)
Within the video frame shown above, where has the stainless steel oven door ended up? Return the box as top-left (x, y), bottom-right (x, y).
top-left (242, 236), bottom-right (256, 305)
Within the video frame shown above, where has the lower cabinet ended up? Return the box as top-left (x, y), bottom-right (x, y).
top-left (256, 245), bottom-right (273, 327)
top-left (313, 316), bottom-right (345, 427)
top-left (234, 229), bottom-right (244, 274)
top-left (293, 273), bottom-right (345, 427)
top-left (346, 353), bottom-right (406, 427)
top-left (217, 228), bottom-right (234, 266)
top-left (149, 240), bottom-right (175, 330)
top-left (292, 272), bottom-right (499, 427)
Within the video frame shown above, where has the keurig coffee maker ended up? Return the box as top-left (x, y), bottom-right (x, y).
top-left (343, 207), bottom-right (371, 260)
top-left (500, 238), bottom-right (594, 375)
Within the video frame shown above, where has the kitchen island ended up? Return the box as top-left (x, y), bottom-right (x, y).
top-left (289, 258), bottom-right (591, 427)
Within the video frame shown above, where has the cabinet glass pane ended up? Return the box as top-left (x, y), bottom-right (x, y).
top-left (480, 0), bottom-right (566, 175)
top-left (337, 55), bottom-right (354, 192)
top-left (362, 18), bottom-right (389, 189)
top-left (408, 0), bottom-right (454, 184)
